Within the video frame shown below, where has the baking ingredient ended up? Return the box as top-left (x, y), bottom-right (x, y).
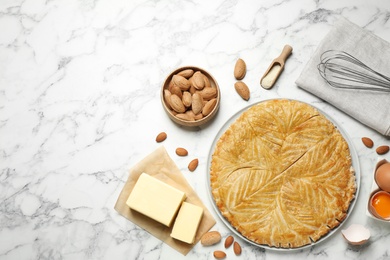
top-left (234, 58), bottom-right (246, 80)
top-left (375, 162), bottom-right (390, 192)
top-left (172, 75), bottom-right (190, 90)
top-left (176, 147), bottom-right (188, 156)
top-left (192, 71), bottom-right (205, 90)
top-left (164, 68), bottom-right (219, 122)
top-left (188, 159), bottom-right (199, 172)
top-left (213, 251), bottom-right (226, 259)
top-left (361, 137), bottom-right (374, 148)
top-left (170, 202), bottom-right (204, 244)
top-left (182, 91), bottom-right (192, 107)
top-left (201, 231), bottom-right (222, 246)
top-left (234, 81), bottom-right (250, 101)
top-left (202, 98), bottom-right (217, 116)
top-left (341, 224), bottom-right (370, 245)
top-left (177, 69), bottom-right (194, 78)
top-left (261, 64), bottom-right (281, 89)
top-left (170, 94), bottom-right (186, 113)
top-left (170, 85), bottom-right (183, 98)
top-left (191, 93), bottom-right (203, 115)
top-left (370, 191), bottom-right (390, 220)
top-left (233, 241), bottom-right (242, 255)
top-left (155, 132), bottom-right (167, 142)
top-left (176, 113), bottom-right (195, 121)
top-left (126, 173), bottom-right (186, 227)
top-left (200, 87), bottom-right (217, 100)
top-left (164, 90), bottom-right (173, 110)
top-left (224, 235), bottom-right (233, 248)
top-left (376, 145), bottom-right (390, 155)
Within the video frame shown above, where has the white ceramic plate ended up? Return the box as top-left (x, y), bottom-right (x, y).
top-left (206, 99), bottom-right (361, 251)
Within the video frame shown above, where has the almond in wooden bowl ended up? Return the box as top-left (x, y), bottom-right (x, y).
top-left (161, 66), bottom-right (220, 127)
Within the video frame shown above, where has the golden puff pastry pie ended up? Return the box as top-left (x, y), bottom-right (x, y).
top-left (210, 99), bottom-right (356, 248)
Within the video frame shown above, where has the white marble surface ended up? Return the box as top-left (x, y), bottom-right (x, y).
top-left (1, 0), bottom-right (390, 259)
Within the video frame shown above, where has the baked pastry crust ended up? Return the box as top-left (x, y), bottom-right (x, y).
top-left (210, 99), bottom-right (356, 248)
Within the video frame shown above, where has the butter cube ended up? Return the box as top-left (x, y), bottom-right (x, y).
top-left (126, 173), bottom-right (186, 227)
top-left (170, 202), bottom-right (204, 244)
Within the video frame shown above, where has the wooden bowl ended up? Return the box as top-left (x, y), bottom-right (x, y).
top-left (161, 66), bottom-right (220, 127)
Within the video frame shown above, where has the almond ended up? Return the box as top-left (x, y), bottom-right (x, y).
top-left (200, 87), bottom-right (217, 101)
top-left (233, 241), bottom-right (242, 255)
top-left (362, 137), bottom-right (374, 148)
top-left (155, 132), bottom-right (167, 142)
top-left (176, 147), bottom-right (188, 156)
top-left (169, 85), bottom-right (183, 99)
top-left (213, 251), bottom-right (226, 259)
top-left (192, 71), bottom-right (205, 90)
top-left (201, 231), bottom-right (221, 246)
top-left (203, 74), bottom-right (211, 88)
top-left (175, 113), bottom-right (195, 121)
top-left (182, 91), bottom-right (192, 107)
top-left (234, 81), bottom-right (250, 101)
top-left (163, 89), bottom-right (172, 110)
top-left (376, 145), bottom-right (389, 155)
top-left (192, 93), bottom-right (203, 115)
top-left (224, 235), bottom-right (234, 248)
top-left (202, 98), bottom-right (217, 116)
top-left (234, 58), bottom-right (246, 80)
top-left (188, 158), bottom-right (199, 172)
top-left (170, 94), bottom-right (186, 113)
top-left (172, 74), bottom-right (190, 90)
top-left (177, 69), bottom-right (194, 79)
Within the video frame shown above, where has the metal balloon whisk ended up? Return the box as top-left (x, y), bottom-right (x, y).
top-left (317, 50), bottom-right (390, 92)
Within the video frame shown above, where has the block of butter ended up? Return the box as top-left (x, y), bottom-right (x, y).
top-left (126, 173), bottom-right (186, 227)
top-left (171, 202), bottom-right (204, 244)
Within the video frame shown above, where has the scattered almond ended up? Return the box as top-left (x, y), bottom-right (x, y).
top-left (234, 81), bottom-right (250, 101)
top-left (362, 137), bottom-right (374, 148)
top-left (376, 145), bottom-right (390, 155)
top-left (213, 251), bottom-right (226, 259)
top-left (201, 231), bottom-right (221, 246)
top-left (224, 235), bottom-right (234, 248)
top-left (234, 58), bottom-right (246, 80)
top-left (155, 132), bottom-right (167, 143)
top-left (188, 158), bottom-right (199, 172)
top-left (176, 147), bottom-right (188, 156)
top-left (170, 94), bottom-right (186, 113)
top-left (233, 241), bottom-right (242, 255)
top-left (202, 98), bottom-right (217, 116)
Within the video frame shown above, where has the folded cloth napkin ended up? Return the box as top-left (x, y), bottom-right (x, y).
top-left (296, 17), bottom-right (390, 136)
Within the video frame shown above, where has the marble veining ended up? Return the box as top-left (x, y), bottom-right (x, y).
top-left (1, 0), bottom-right (390, 259)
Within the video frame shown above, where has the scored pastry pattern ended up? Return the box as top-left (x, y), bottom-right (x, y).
top-left (210, 99), bottom-right (356, 248)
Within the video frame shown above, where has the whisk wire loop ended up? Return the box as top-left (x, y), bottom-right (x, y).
top-left (317, 50), bottom-right (390, 92)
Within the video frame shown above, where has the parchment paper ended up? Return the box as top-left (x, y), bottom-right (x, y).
top-left (114, 146), bottom-right (216, 255)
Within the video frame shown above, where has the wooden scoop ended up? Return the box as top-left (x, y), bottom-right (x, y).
top-left (260, 45), bottom-right (293, 89)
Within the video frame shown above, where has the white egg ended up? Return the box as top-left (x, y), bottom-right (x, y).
top-left (341, 224), bottom-right (370, 245)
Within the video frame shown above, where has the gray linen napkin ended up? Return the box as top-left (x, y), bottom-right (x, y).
top-left (295, 17), bottom-right (390, 136)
